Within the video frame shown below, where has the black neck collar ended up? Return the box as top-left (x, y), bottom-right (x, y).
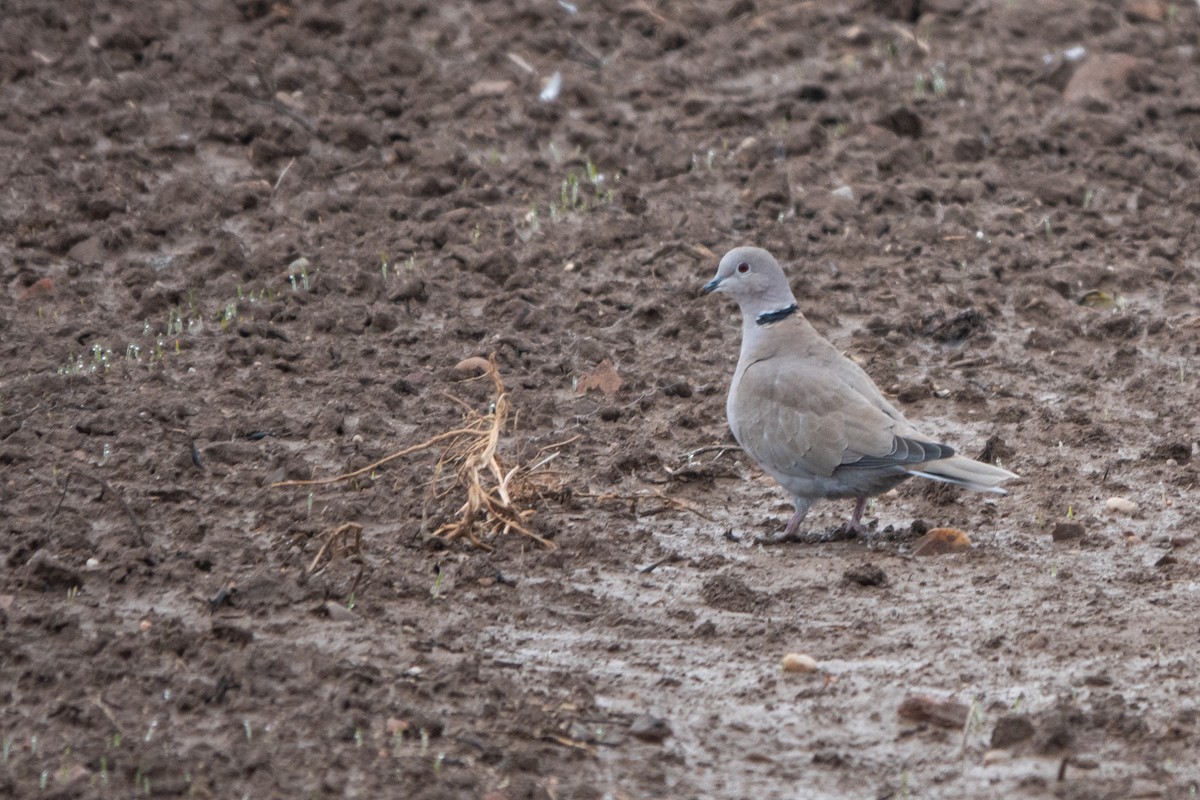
top-left (756, 304), bottom-right (798, 326)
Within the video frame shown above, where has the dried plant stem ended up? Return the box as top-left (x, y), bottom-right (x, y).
top-left (273, 355), bottom-right (555, 550)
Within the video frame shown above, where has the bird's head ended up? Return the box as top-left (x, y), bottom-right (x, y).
top-left (702, 247), bottom-right (798, 319)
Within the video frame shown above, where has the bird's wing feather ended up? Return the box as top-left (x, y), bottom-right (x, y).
top-left (731, 355), bottom-right (924, 478)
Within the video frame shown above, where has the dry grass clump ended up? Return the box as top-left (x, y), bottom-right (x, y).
top-left (274, 355), bottom-right (557, 550)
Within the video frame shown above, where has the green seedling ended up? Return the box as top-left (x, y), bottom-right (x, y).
top-left (218, 301), bottom-right (238, 330)
top-left (960, 696), bottom-right (984, 753)
top-left (287, 258), bottom-right (311, 292)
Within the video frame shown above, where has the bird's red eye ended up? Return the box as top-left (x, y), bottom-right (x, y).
top-left (737, 262), bottom-right (750, 273)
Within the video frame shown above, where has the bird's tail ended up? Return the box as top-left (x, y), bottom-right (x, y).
top-left (908, 456), bottom-right (1018, 494)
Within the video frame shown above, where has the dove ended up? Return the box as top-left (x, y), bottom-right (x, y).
top-left (702, 246), bottom-right (1017, 541)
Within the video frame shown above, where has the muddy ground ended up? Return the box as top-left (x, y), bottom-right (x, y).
top-left (3, 0), bottom-right (1200, 797)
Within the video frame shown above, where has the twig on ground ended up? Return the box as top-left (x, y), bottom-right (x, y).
top-left (307, 522), bottom-right (364, 573)
top-left (579, 487), bottom-right (714, 521)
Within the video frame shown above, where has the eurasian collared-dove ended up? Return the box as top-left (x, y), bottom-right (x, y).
top-left (703, 246), bottom-right (1017, 541)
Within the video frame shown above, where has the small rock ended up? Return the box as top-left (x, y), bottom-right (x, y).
top-left (913, 527), bottom-right (971, 556)
top-left (1051, 522), bottom-right (1085, 541)
top-left (897, 695), bottom-right (969, 729)
top-left (781, 653), bottom-right (819, 673)
top-left (76, 415), bottom-right (119, 436)
top-left (453, 356), bottom-right (491, 374)
top-left (830, 185), bottom-right (855, 202)
top-left (629, 714), bottom-right (671, 743)
top-left (85, 557), bottom-right (100, 570)
top-left (983, 749), bottom-right (1011, 766)
top-left (1105, 497), bottom-right (1137, 515)
top-left (390, 278), bottom-right (428, 303)
top-left (18, 278), bottom-right (55, 301)
top-left (67, 236), bottom-right (105, 265)
top-left (1063, 54), bottom-right (1141, 105)
top-left (469, 79), bottom-right (513, 97)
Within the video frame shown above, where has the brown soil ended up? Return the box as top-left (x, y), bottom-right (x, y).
top-left (3, 1), bottom-right (1200, 797)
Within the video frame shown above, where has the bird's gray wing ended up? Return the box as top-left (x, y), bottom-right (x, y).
top-left (731, 356), bottom-right (941, 479)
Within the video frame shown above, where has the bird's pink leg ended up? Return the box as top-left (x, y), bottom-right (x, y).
top-left (846, 496), bottom-right (868, 534)
top-left (755, 498), bottom-right (812, 544)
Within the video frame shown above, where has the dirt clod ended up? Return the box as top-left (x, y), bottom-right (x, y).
top-left (701, 574), bottom-right (770, 613)
top-left (898, 695), bottom-right (969, 730)
top-left (843, 562), bottom-right (888, 587)
top-left (1052, 522), bottom-right (1086, 541)
top-left (991, 714), bottom-right (1036, 748)
top-left (629, 715), bottom-right (672, 743)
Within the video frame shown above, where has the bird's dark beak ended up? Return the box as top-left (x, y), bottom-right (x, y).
top-left (701, 276), bottom-right (722, 295)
